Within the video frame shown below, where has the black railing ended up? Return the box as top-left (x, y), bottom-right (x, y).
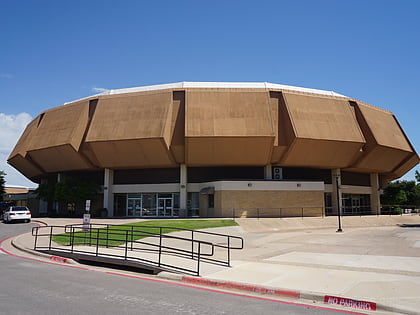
top-left (31, 224), bottom-right (243, 276)
top-left (233, 206), bottom-right (420, 218)
top-left (232, 207), bottom-right (325, 219)
top-left (380, 205), bottom-right (420, 216)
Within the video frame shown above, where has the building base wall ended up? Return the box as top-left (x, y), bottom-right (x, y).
top-left (206, 190), bottom-right (324, 218)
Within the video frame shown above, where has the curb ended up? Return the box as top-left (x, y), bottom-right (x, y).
top-left (10, 232), bottom-right (77, 265)
top-left (32, 219), bottom-right (48, 226)
top-left (182, 276), bottom-right (300, 298)
top-left (158, 273), bottom-right (416, 314)
top-left (8, 225), bottom-right (419, 315)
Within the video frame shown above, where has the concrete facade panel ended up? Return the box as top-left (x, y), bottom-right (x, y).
top-left (283, 93), bottom-right (365, 142)
top-left (28, 100), bottom-right (89, 151)
top-left (386, 154), bottom-right (420, 180)
top-left (356, 102), bottom-right (411, 151)
top-left (352, 146), bottom-right (411, 173)
top-left (86, 138), bottom-right (175, 168)
top-left (281, 138), bottom-right (363, 168)
top-left (8, 117), bottom-right (39, 160)
top-left (28, 145), bottom-right (92, 172)
top-left (86, 91), bottom-right (172, 142)
top-left (7, 155), bottom-right (43, 178)
top-left (186, 90), bottom-right (274, 137)
top-left (186, 137), bottom-right (273, 166)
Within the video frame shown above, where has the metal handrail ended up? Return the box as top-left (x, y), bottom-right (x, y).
top-left (63, 223), bottom-right (243, 248)
top-left (64, 223), bottom-right (243, 266)
top-left (232, 206), bottom-right (325, 219)
top-left (31, 224), bottom-right (243, 276)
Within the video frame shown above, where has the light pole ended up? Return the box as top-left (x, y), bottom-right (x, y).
top-left (335, 174), bottom-right (343, 233)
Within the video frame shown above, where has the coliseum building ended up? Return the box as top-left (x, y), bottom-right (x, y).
top-left (8, 82), bottom-right (419, 218)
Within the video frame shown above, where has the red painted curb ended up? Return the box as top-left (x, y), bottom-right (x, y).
top-left (0, 234), bottom-right (363, 314)
top-left (50, 256), bottom-right (68, 263)
top-left (324, 295), bottom-right (377, 311)
top-left (182, 276), bottom-right (300, 298)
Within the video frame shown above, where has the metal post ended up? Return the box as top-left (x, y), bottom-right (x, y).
top-left (33, 227), bottom-right (38, 250)
top-left (227, 236), bottom-right (231, 267)
top-left (49, 226), bottom-right (53, 250)
top-left (131, 226), bottom-right (134, 251)
top-left (158, 227), bottom-right (162, 267)
top-left (71, 227), bottom-right (75, 253)
top-left (197, 242), bottom-right (201, 276)
top-left (124, 230), bottom-right (129, 260)
top-left (191, 230), bottom-right (194, 259)
top-left (336, 175), bottom-right (343, 233)
top-left (96, 229), bottom-right (99, 256)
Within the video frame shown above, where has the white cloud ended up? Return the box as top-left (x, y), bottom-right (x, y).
top-left (92, 87), bottom-right (108, 93)
top-left (0, 112), bottom-right (37, 187)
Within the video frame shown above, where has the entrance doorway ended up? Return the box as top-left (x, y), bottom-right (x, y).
top-left (351, 197), bottom-right (361, 213)
top-left (342, 194), bottom-right (371, 215)
top-left (158, 197), bottom-right (173, 216)
top-left (127, 198), bottom-right (142, 216)
top-left (121, 193), bottom-right (179, 217)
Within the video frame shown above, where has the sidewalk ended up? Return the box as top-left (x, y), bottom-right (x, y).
top-left (7, 215), bottom-right (420, 314)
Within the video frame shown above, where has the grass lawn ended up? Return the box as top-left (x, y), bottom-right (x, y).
top-left (52, 219), bottom-right (238, 247)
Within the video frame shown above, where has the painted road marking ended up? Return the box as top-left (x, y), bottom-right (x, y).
top-left (324, 295), bottom-right (377, 311)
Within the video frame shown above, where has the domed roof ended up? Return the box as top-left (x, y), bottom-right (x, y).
top-left (8, 82), bottom-right (419, 182)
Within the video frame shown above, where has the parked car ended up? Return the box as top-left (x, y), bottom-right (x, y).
top-left (3, 206), bottom-right (31, 223)
top-left (0, 201), bottom-right (16, 220)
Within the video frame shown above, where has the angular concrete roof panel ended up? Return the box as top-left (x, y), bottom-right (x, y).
top-left (7, 82), bottom-right (418, 181)
top-left (185, 89), bottom-right (274, 166)
top-left (85, 91), bottom-right (176, 168)
top-left (349, 101), bottom-right (416, 173)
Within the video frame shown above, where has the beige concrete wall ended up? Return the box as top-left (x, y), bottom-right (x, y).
top-left (204, 190), bottom-right (324, 218)
top-left (199, 194), bottom-right (209, 217)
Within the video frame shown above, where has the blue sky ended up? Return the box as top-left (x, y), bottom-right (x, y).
top-left (0, 0), bottom-right (419, 186)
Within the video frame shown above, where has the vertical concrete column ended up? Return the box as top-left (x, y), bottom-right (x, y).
top-left (331, 169), bottom-right (342, 215)
top-left (39, 178), bottom-right (48, 214)
top-left (103, 169), bottom-right (114, 217)
top-left (370, 173), bottom-right (380, 215)
top-left (180, 164), bottom-right (187, 211)
top-left (54, 173), bottom-right (63, 214)
top-left (265, 164), bottom-right (272, 179)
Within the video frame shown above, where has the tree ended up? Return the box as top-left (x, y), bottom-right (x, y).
top-left (416, 170), bottom-right (420, 183)
top-left (0, 171), bottom-right (5, 201)
top-left (395, 190), bottom-right (408, 205)
top-left (381, 180), bottom-right (420, 206)
top-left (35, 176), bottom-right (100, 208)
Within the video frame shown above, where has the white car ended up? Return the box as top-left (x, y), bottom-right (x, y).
top-left (3, 206), bottom-right (31, 223)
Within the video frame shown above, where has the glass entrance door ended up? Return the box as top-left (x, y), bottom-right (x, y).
top-left (158, 198), bottom-right (173, 216)
top-left (351, 197), bottom-right (361, 214)
top-left (127, 198), bottom-right (142, 216)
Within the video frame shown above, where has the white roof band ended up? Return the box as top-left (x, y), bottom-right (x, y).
top-left (67, 82), bottom-right (346, 104)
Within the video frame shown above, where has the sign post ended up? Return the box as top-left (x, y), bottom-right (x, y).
top-left (83, 200), bottom-right (91, 231)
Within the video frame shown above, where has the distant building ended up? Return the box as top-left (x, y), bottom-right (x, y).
top-left (7, 82), bottom-right (419, 218)
top-left (3, 186), bottom-right (39, 216)
top-left (4, 185), bottom-right (30, 195)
